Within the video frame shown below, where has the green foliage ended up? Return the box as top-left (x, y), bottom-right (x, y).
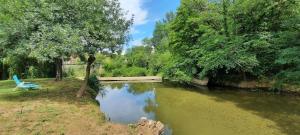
top-left (102, 56), bottom-right (125, 72)
top-left (196, 36), bottom-right (259, 77)
top-left (149, 51), bottom-right (172, 75)
top-left (88, 73), bottom-right (100, 92)
top-left (99, 52), bottom-right (149, 77)
top-left (27, 66), bottom-right (40, 78)
top-left (111, 67), bottom-right (148, 77)
top-left (63, 68), bottom-right (75, 78)
top-left (126, 46), bottom-right (152, 67)
top-left (1, 0), bottom-right (299, 87)
top-left (275, 35), bottom-right (300, 84)
top-left (100, 45), bottom-right (154, 77)
top-left (63, 65), bottom-right (86, 78)
top-left (95, 53), bottom-right (108, 64)
top-left (152, 22), bottom-right (168, 47)
top-left (163, 65), bottom-right (193, 83)
top-left (0, 0), bottom-right (132, 81)
top-left (28, 24), bottom-right (82, 62)
top-left (1, 53), bottom-right (55, 79)
top-left (152, 0), bottom-right (300, 84)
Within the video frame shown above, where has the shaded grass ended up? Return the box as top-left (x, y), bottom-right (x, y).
top-left (0, 78), bottom-right (90, 103)
top-left (0, 78), bottom-right (131, 135)
top-left (0, 80), bottom-right (17, 94)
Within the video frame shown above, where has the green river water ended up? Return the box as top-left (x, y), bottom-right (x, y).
top-left (96, 83), bottom-right (300, 135)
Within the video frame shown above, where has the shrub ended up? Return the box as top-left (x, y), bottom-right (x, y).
top-left (101, 71), bottom-right (113, 77)
top-left (111, 66), bottom-right (147, 77)
top-left (125, 67), bottom-right (148, 76)
top-left (87, 73), bottom-right (101, 98)
top-left (112, 68), bottom-right (123, 77)
top-left (63, 68), bottom-right (75, 77)
top-left (28, 66), bottom-right (40, 78)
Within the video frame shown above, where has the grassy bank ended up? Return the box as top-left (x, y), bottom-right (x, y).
top-left (0, 78), bottom-right (133, 135)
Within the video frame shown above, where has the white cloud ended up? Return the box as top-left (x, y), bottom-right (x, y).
top-left (131, 38), bottom-right (143, 46)
top-left (119, 0), bottom-right (148, 26)
top-left (121, 38), bottom-right (143, 54)
top-left (130, 27), bottom-right (140, 34)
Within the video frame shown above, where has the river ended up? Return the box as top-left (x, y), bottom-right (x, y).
top-left (96, 83), bottom-right (300, 135)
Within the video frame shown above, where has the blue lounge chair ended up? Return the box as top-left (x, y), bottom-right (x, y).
top-left (12, 75), bottom-right (40, 90)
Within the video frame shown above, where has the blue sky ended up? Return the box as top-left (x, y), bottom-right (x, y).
top-left (119, 0), bottom-right (180, 50)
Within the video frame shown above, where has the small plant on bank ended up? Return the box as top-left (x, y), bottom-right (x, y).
top-left (87, 73), bottom-right (101, 98)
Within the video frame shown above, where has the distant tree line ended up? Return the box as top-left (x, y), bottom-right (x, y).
top-left (152, 0), bottom-right (300, 85)
top-left (1, 0), bottom-right (299, 91)
top-left (102, 0), bottom-right (300, 86)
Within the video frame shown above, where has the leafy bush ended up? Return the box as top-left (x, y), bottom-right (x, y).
top-left (102, 56), bottom-right (125, 72)
top-left (126, 46), bottom-right (152, 67)
top-left (111, 67), bottom-right (148, 77)
top-left (0, 52), bottom-right (57, 80)
top-left (149, 51), bottom-right (172, 75)
top-left (87, 73), bottom-right (100, 97)
top-left (163, 65), bottom-right (192, 83)
top-left (125, 67), bottom-right (148, 76)
top-left (111, 68), bottom-right (122, 77)
top-left (63, 68), bottom-right (75, 77)
top-left (276, 70), bottom-right (300, 85)
top-left (28, 66), bottom-right (40, 78)
top-left (63, 65), bottom-right (86, 77)
top-left (100, 71), bottom-right (113, 77)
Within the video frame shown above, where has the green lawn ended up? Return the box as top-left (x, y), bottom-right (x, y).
top-left (0, 78), bottom-right (132, 135)
top-left (0, 80), bottom-right (17, 94)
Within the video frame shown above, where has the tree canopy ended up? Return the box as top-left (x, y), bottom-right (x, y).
top-left (140, 0), bottom-right (300, 84)
top-left (1, 0), bottom-right (299, 89)
top-left (0, 0), bottom-right (132, 95)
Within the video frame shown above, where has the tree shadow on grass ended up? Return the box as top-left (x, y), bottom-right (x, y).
top-left (0, 78), bottom-right (97, 106)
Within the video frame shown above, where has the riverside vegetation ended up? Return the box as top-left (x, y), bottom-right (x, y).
top-left (0, 0), bottom-right (300, 134)
top-left (1, 0), bottom-right (299, 90)
top-left (100, 0), bottom-right (300, 91)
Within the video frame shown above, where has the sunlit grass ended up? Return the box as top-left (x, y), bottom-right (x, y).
top-left (0, 78), bottom-right (110, 134)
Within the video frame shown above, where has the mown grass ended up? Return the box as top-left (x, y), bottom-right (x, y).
top-left (0, 78), bottom-right (131, 135)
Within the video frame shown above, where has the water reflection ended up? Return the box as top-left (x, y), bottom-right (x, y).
top-left (96, 83), bottom-right (300, 135)
top-left (96, 83), bottom-right (156, 124)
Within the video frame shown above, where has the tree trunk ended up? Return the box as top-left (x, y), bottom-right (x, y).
top-left (4, 65), bottom-right (7, 80)
top-left (77, 55), bottom-right (96, 98)
top-left (55, 58), bottom-right (63, 81)
top-left (1, 64), bottom-right (8, 80)
top-left (242, 71), bottom-right (247, 81)
top-left (1, 63), bottom-right (3, 80)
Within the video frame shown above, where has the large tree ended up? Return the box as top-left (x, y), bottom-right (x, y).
top-left (165, 0), bottom-right (299, 83)
top-left (1, 0), bottom-right (131, 87)
top-left (0, 0), bottom-right (82, 80)
top-left (67, 0), bottom-right (132, 97)
top-left (0, 0), bottom-right (38, 79)
top-left (28, 24), bottom-right (82, 81)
